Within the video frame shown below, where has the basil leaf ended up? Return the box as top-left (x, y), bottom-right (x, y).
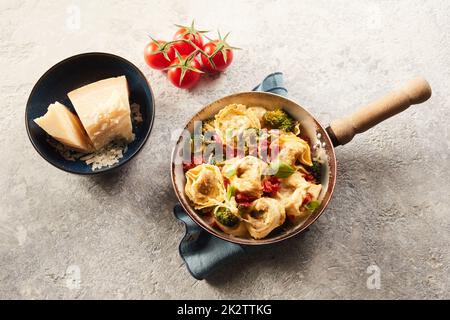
top-left (226, 185), bottom-right (236, 200)
top-left (271, 162), bottom-right (295, 178)
top-left (305, 200), bottom-right (320, 211)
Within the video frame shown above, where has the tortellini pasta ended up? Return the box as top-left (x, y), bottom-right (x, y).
top-left (185, 164), bottom-right (226, 210)
top-left (277, 172), bottom-right (322, 223)
top-left (247, 106), bottom-right (267, 123)
top-left (214, 104), bottom-right (261, 141)
top-left (244, 198), bottom-right (286, 239)
top-left (275, 133), bottom-right (313, 166)
top-left (222, 156), bottom-right (268, 197)
top-left (215, 220), bottom-right (249, 237)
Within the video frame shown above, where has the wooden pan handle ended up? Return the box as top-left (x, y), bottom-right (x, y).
top-left (327, 77), bottom-right (432, 146)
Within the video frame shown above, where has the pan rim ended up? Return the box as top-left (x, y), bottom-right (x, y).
top-left (170, 91), bottom-right (337, 246)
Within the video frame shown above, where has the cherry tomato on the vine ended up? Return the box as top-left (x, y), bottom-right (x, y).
top-left (144, 39), bottom-right (175, 70)
top-left (172, 21), bottom-right (207, 56)
top-left (200, 32), bottom-right (238, 73)
top-left (144, 23), bottom-right (239, 89)
top-left (167, 53), bottom-right (203, 89)
top-left (201, 41), bottom-right (234, 72)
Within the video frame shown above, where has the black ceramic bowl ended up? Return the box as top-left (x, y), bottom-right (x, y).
top-left (26, 52), bottom-right (155, 174)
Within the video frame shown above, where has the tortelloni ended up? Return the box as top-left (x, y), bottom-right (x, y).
top-left (275, 133), bottom-right (313, 167)
top-left (244, 198), bottom-right (286, 239)
top-left (277, 172), bottom-right (322, 224)
top-left (215, 219), bottom-right (249, 237)
top-left (222, 156), bottom-right (268, 197)
top-left (214, 104), bottom-right (261, 141)
top-left (185, 164), bottom-right (226, 210)
top-left (247, 106), bottom-right (267, 123)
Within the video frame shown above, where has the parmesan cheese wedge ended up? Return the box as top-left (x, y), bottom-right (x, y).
top-left (34, 102), bottom-right (93, 153)
top-left (67, 76), bottom-right (134, 150)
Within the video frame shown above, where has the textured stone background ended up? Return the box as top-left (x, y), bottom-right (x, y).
top-left (1, 0), bottom-right (449, 299)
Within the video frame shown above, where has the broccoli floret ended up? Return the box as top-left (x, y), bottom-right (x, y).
top-left (310, 160), bottom-right (322, 181)
top-left (215, 207), bottom-right (239, 227)
top-left (263, 109), bottom-right (294, 132)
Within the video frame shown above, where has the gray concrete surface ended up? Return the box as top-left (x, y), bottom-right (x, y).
top-left (1, 0), bottom-right (449, 299)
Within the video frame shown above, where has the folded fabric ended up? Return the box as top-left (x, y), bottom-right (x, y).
top-left (173, 72), bottom-right (288, 280)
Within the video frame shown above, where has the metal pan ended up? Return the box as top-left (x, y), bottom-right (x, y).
top-left (171, 77), bottom-right (432, 245)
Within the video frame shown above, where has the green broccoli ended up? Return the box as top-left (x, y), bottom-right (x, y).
top-left (263, 109), bottom-right (294, 132)
top-left (309, 160), bottom-right (322, 181)
top-left (214, 207), bottom-right (239, 227)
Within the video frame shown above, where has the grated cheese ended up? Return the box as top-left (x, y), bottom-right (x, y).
top-left (49, 137), bottom-right (131, 171)
top-left (80, 140), bottom-right (129, 170)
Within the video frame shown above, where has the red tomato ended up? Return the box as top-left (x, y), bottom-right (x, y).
top-left (223, 177), bottom-right (230, 189)
top-left (302, 193), bottom-right (313, 206)
top-left (172, 21), bottom-right (206, 55)
top-left (304, 174), bottom-right (315, 182)
top-left (235, 192), bottom-right (257, 208)
top-left (262, 177), bottom-right (281, 197)
top-left (182, 161), bottom-right (196, 172)
top-left (167, 55), bottom-right (203, 89)
top-left (182, 154), bottom-right (204, 171)
top-left (201, 41), bottom-right (234, 72)
top-left (143, 40), bottom-right (175, 70)
top-left (235, 192), bottom-right (257, 204)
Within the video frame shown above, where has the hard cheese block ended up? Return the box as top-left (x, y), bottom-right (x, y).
top-left (34, 102), bottom-right (93, 153)
top-left (67, 76), bottom-right (134, 150)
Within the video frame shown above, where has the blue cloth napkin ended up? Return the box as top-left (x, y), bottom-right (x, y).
top-left (174, 72), bottom-right (288, 280)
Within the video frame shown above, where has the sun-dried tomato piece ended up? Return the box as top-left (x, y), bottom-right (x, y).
top-left (262, 176), bottom-right (282, 197)
top-left (302, 193), bottom-right (313, 206)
